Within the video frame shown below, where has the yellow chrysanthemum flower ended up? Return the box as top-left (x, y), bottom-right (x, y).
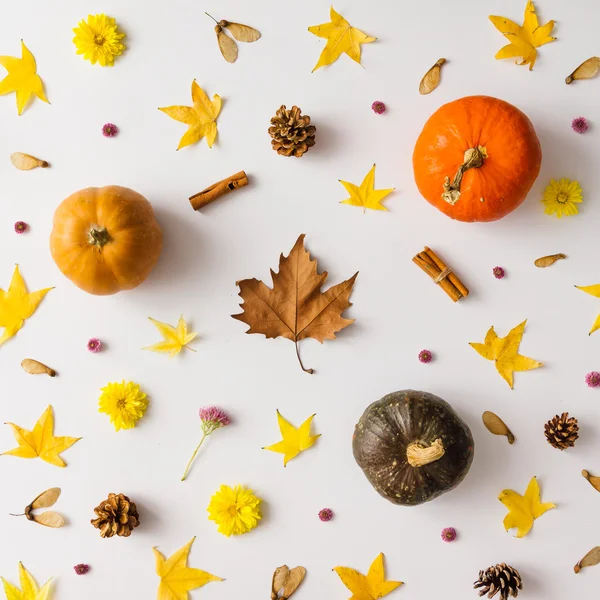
top-left (207, 484), bottom-right (262, 537)
top-left (542, 178), bottom-right (583, 218)
top-left (73, 14), bottom-right (125, 67)
top-left (98, 380), bottom-right (148, 431)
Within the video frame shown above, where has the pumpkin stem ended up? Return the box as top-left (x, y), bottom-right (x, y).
top-left (295, 340), bottom-right (313, 374)
top-left (88, 226), bottom-right (113, 248)
top-left (406, 438), bottom-right (445, 467)
top-left (441, 147), bottom-right (485, 205)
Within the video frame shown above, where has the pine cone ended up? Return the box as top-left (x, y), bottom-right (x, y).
top-left (268, 105), bottom-right (316, 157)
top-left (474, 563), bottom-right (522, 599)
top-left (544, 412), bottom-right (579, 450)
top-left (91, 493), bottom-right (139, 538)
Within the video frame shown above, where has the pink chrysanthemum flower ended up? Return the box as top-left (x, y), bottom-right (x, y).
top-left (493, 266), bottom-right (505, 279)
top-left (586, 371), bottom-right (600, 388)
top-left (73, 564), bottom-right (90, 575)
top-left (181, 407), bottom-right (231, 480)
top-left (14, 221), bottom-right (28, 234)
top-left (572, 117), bottom-right (588, 134)
top-left (371, 101), bottom-right (386, 114)
top-left (318, 508), bottom-right (333, 522)
top-left (87, 338), bottom-right (102, 353)
top-left (418, 349), bottom-right (432, 363)
top-left (441, 527), bottom-right (457, 542)
top-left (102, 123), bottom-right (118, 137)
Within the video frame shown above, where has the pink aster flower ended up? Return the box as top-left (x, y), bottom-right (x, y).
top-left (371, 101), bottom-right (386, 114)
top-left (87, 338), bottom-right (102, 353)
top-left (73, 564), bottom-right (90, 575)
top-left (493, 266), bottom-right (505, 279)
top-left (572, 117), bottom-right (588, 134)
top-left (586, 371), bottom-right (600, 388)
top-left (102, 123), bottom-right (118, 137)
top-left (14, 221), bottom-right (28, 234)
top-left (318, 508), bottom-right (333, 522)
top-left (181, 406), bottom-right (231, 481)
top-left (441, 527), bottom-right (457, 542)
top-left (418, 349), bottom-right (432, 363)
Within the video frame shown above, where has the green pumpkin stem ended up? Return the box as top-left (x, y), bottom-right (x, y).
top-left (406, 438), bottom-right (445, 467)
top-left (88, 226), bottom-right (112, 248)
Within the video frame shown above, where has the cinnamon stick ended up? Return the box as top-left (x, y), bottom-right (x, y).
top-left (189, 171), bottom-right (248, 211)
top-left (412, 247), bottom-right (469, 302)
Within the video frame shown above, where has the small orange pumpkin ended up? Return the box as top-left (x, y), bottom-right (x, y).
top-left (413, 96), bottom-right (542, 222)
top-left (50, 186), bottom-right (163, 295)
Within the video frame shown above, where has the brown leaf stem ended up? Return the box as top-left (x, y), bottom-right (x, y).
top-left (295, 340), bottom-right (313, 374)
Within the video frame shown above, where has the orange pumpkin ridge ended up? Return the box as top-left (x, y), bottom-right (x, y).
top-left (50, 186), bottom-right (163, 296)
top-left (413, 96), bottom-right (542, 223)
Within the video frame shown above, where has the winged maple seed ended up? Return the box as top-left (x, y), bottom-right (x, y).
top-left (10, 487), bottom-right (65, 528)
top-left (205, 13), bottom-right (261, 63)
top-left (271, 565), bottom-right (306, 600)
top-left (232, 234), bottom-right (358, 374)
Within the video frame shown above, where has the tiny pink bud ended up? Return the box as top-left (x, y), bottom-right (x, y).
top-left (572, 117), bottom-right (588, 134)
top-left (102, 123), bottom-right (118, 137)
top-left (441, 527), bottom-right (457, 542)
top-left (14, 221), bottom-right (28, 234)
top-left (493, 266), bottom-right (505, 279)
top-left (418, 349), bottom-right (432, 363)
top-left (87, 338), bottom-right (102, 353)
top-left (73, 564), bottom-right (90, 575)
top-left (586, 371), bottom-right (600, 388)
top-left (318, 508), bottom-right (333, 522)
top-left (371, 101), bottom-right (386, 114)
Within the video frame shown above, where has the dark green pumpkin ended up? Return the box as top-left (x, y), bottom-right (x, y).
top-left (353, 390), bottom-right (474, 506)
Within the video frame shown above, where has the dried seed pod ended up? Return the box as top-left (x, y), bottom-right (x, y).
top-left (215, 24), bottom-right (238, 63)
top-left (566, 57), bottom-right (600, 84)
top-left (482, 411), bottom-right (515, 444)
top-left (575, 546), bottom-right (600, 573)
top-left (10, 152), bottom-right (49, 170)
top-left (281, 566), bottom-right (306, 599)
top-left (582, 469), bottom-right (600, 493)
top-left (11, 487), bottom-right (65, 528)
top-left (21, 358), bottom-right (56, 377)
top-left (419, 58), bottom-right (446, 95)
top-left (534, 253), bottom-right (566, 268)
top-left (272, 566), bottom-right (289, 600)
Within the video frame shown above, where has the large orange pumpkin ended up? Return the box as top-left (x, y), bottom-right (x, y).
top-left (413, 96), bottom-right (542, 222)
top-left (50, 186), bottom-right (163, 295)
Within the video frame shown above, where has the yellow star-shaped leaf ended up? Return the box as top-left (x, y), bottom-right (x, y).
top-left (340, 164), bottom-right (394, 212)
top-left (469, 320), bottom-right (543, 389)
top-left (489, 1), bottom-right (556, 71)
top-left (153, 537), bottom-right (223, 600)
top-left (0, 40), bottom-right (49, 115)
top-left (333, 553), bottom-right (403, 600)
top-left (499, 476), bottom-right (556, 538)
top-left (0, 265), bottom-right (52, 347)
top-left (2, 405), bottom-right (81, 468)
top-left (308, 6), bottom-right (376, 72)
top-left (143, 315), bottom-right (198, 358)
top-left (263, 410), bottom-right (320, 466)
top-left (159, 81), bottom-right (221, 150)
top-left (1, 562), bottom-right (52, 600)
top-left (575, 284), bottom-right (600, 334)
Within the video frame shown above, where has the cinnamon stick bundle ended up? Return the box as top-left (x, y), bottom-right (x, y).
top-left (189, 171), bottom-right (248, 210)
top-left (412, 246), bottom-right (469, 302)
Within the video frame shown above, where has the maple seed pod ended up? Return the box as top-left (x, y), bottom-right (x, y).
top-left (21, 358), bottom-right (56, 377)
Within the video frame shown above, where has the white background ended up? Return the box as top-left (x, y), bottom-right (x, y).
top-left (0, 0), bottom-right (599, 598)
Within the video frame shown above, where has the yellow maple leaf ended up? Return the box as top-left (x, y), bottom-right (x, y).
top-left (143, 315), bottom-right (197, 358)
top-left (0, 265), bottom-right (52, 347)
top-left (489, 0), bottom-right (556, 70)
top-left (333, 553), bottom-right (402, 600)
top-left (575, 284), bottom-right (600, 334)
top-left (469, 320), bottom-right (543, 389)
top-left (499, 476), bottom-right (556, 538)
top-left (2, 405), bottom-right (81, 468)
top-left (1, 562), bottom-right (52, 600)
top-left (263, 410), bottom-right (320, 466)
top-left (308, 6), bottom-right (376, 72)
top-left (153, 537), bottom-right (222, 600)
top-left (0, 41), bottom-right (49, 115)
top-left (340, 164), bottom-right (394, 212)
top-left (159, 81), bottom-right (221, 150)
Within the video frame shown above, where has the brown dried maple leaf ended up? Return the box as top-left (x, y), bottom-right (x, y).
top-left (232, 234), bottom-right (358, 374)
